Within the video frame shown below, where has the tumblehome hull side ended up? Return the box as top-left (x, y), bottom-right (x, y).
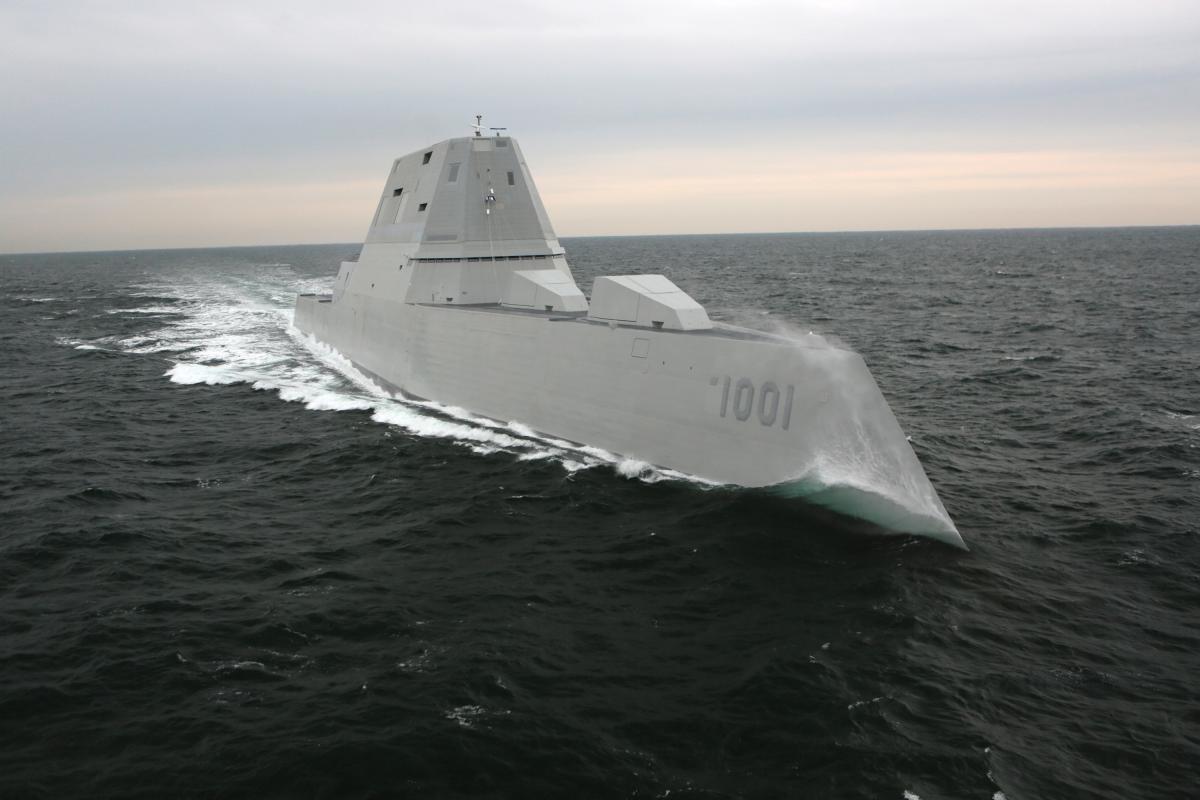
top-left (295, 293), bottom-right (959, 542)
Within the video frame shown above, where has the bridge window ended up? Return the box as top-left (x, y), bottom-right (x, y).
top-left (392, 187), bottom-right (403, 197)
top-left (422, 151), bottom-right (432, 165)
top-left (507, 171), bottom-right (515, 186)
top-left (418, 203), bottom-right (428, 212)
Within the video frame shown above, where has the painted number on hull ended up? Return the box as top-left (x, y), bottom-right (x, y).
top-left (712, 376), bottom-right (794, 430)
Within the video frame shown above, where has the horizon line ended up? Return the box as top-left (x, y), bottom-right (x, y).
top-left (2, 221), bottom-right (1197, 258)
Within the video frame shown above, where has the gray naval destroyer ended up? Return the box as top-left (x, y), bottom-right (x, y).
top-left (295, 122), bottom-right (964, 547)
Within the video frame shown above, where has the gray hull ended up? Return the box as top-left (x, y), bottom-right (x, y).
top-left (295, 294), bottom-right (962, 546)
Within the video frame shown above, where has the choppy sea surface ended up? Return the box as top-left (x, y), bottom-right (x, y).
top-left (1, 228), bottom-right (1197, 799)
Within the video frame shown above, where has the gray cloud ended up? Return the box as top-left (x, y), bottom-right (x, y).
top-left (1, 0), bottom-right (1197, 251)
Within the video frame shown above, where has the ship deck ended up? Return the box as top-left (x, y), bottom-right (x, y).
top-left (413, 300), bottom-right (846, 350)
top-left (296, 293), bottom-right (846, 351)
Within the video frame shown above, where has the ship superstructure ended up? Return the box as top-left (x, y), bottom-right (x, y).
top-left (294, 123), bottom-right (963, 546)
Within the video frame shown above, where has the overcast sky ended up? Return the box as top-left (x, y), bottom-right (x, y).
top-left (1, 0), bottom-right (1198, 253)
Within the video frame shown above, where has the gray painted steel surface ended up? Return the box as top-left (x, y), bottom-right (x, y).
top-left (294, 134), bottom-right (963, 547)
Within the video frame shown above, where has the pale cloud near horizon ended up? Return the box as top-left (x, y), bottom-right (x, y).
top-left (1, 0), bottom-right (1198, 252)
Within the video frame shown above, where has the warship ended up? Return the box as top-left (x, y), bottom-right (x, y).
top-left (294, 119), bottom-right (964, 547)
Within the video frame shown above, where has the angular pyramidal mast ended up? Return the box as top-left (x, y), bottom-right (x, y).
top-left (295, 116), bottom-right (963, 547)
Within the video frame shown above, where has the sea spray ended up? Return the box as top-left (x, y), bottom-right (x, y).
top-left (712, 309), bottom-right (962, 545)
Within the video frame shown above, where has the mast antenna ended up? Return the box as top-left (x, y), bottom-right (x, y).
top-left (473, 114), bottom-right (484, 137)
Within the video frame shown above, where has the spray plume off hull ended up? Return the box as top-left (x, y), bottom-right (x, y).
top-left (293, 131), bottom-right (963, 548)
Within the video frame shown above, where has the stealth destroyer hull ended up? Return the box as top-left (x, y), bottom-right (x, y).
top-left (294, 131), bottom-right (963, 547)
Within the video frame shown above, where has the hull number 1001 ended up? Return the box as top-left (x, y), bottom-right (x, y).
top-left (711, 376), bottom-right (794, 430)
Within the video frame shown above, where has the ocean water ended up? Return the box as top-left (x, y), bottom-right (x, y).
top-left (1, 227), bottom-right (1197, 799)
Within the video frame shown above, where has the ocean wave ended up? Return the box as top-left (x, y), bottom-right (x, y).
top-left (104, 306), bottom-right (184, 315)
top-left (1001, 353), bottom-right (1060, 362)
top-left (443, 704), bottom-right (510, 729)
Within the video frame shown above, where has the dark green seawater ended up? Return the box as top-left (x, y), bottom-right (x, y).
top-left (1, 228), bottom-right (1197, 799)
